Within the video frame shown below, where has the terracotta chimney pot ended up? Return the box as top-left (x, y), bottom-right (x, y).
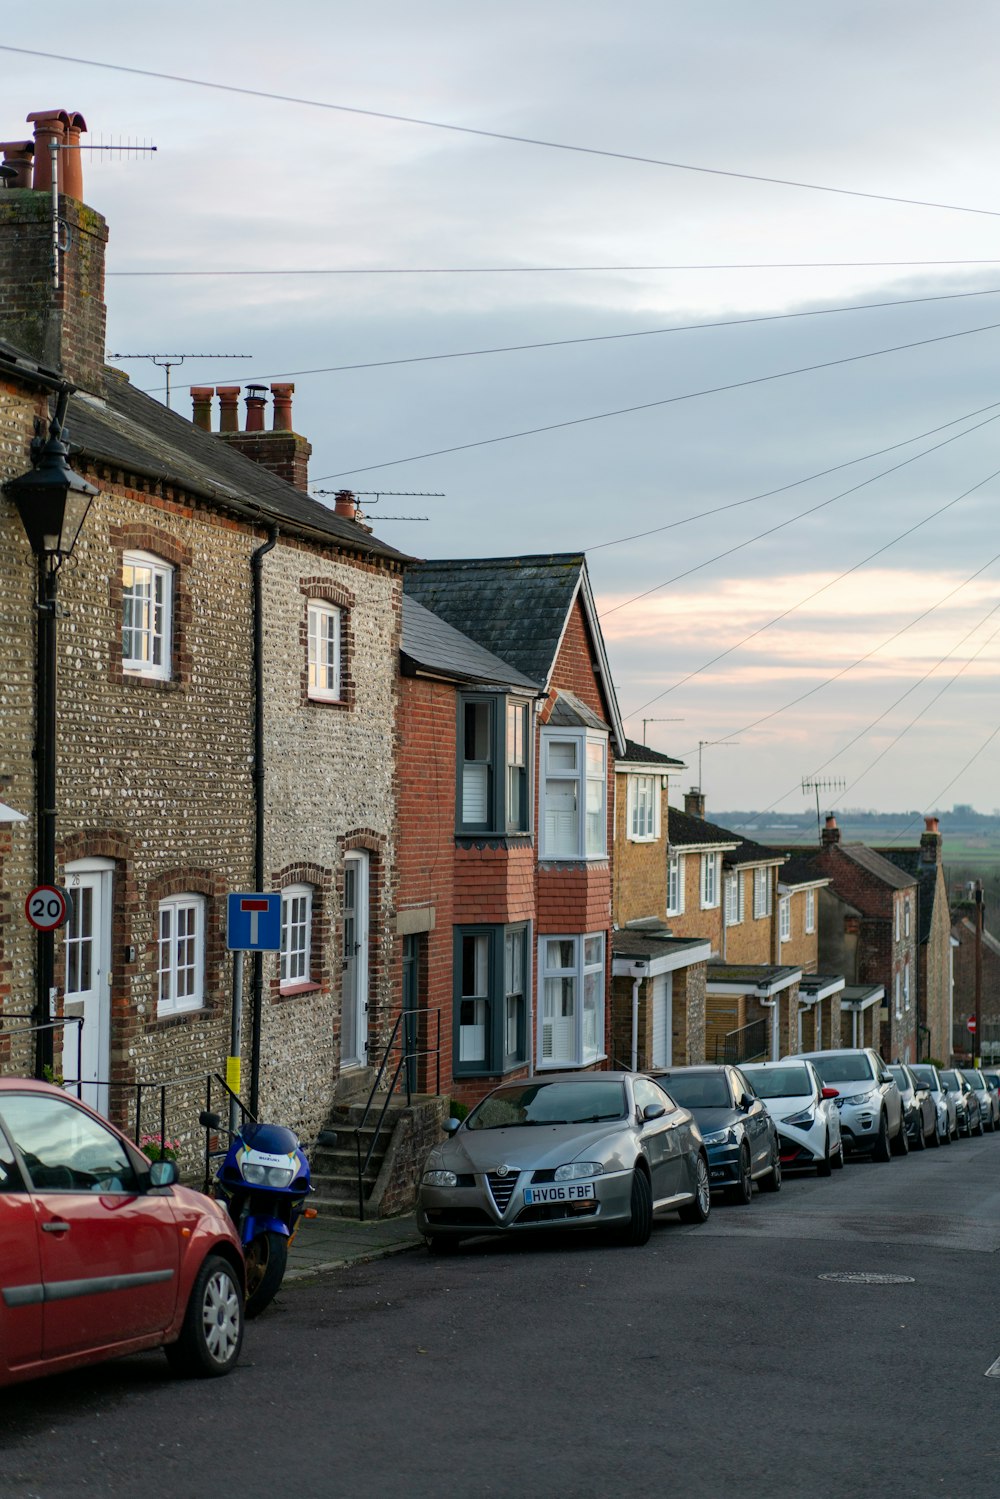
top-left (271, 383), bottom-right (294, 431)
top-left (216, 386), bottom-right (241, 433)
top-left (0, 141), bottom-right (35, 190)
top-left (333, 489), bottom-right (358, 519)
top-left (684, 788), bottom-right (706, 819)
top-left (244, 384), bottom-right (268, 433)
top-left (26, 110), bottom-right (70, 192)
top-left (190, 387), bottom-right (214, 432)
top-left (924, 816), bottom-right (939, 833)
top-left (62, 111), bottom-right (87, 201)
top-left (821, 814), bottom-right (840, 847)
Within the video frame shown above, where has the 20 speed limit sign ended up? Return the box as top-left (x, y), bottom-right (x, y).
top-left (24, 885), bottom-right (73, 932)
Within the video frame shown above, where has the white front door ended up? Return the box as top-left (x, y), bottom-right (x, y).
top-left (63, 859), bottom-right (113, 1115)
top-left (650, 974), bottom-right (672, 1068)
top-left (341, 852), bottom-right (369, 1068)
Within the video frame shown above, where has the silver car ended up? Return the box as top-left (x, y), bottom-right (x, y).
top-left (417, 1073), bottom-right (711, 1253)
top-left (909, 1063), bottom-right (957, 1143)
top-left (959, 1068), bottom-right (998, 1133)
top-left (786, 1049), bottom-right (906, 1161)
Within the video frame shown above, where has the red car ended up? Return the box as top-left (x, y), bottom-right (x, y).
top-left (0, 1078), bottom-right (245, 1388)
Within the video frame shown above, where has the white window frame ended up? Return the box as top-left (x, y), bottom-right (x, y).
top-left (805, 888), bottom-right (815, 934)
top-left (894, 970), bottom-right (902, 1019)
top-left (779, 895), bottom-right (791, 943)
top-left (667, 851), bottom-right (685, 917)
top-left (895, 897), bottom-right (900, 942)
top-left (627, 774), bottom-right (659, 843)
top-left (307, 601), bottom-right (342, 702)
top-left (700, 852), bottom-right (720, 910)
top-left (122, 551), bottom-right (173, 680)
top-left (724, 872), bottom-right (743, 927)
top-left (753, 867), bottom-right (772, 920)
top-left (540, 729), bottom-right (607, 861)
top-left (904, 896), bottom-right (911, 939)
top-left (157, 894), bottom-right (205, 1016)
top-left (903, 964), bottom-right (911, 1012)
top-left (280, 883), bottom-right (313, 988)
top-left (537, 932), bottom-right (605, 1068)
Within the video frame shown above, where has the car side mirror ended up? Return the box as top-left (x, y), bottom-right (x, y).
top-left (642, 1102), bottom-right (666, 1122)
top-left (443, 1117), bottom-right (462, 1135)
top-left (740, 1094), bottom-right (755, 1112)
top-left (199, 1110), bottom-right (221, 1129)
top-left (879, 1073), bottom-right (893, 1085)
top-left (821, 1086), bottom-right (839, 1100)
top-left (149, 1160), bottom-right (178, 1188)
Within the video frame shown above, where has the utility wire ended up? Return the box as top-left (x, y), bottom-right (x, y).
top-left (589, 397), bottom-right (1000, 555)
top-left (6, 44), bottom-right (1000, 220)
top-left (880, 721), bottom-right (1000, 844)
top-left (105, 258), bottom-right (1000, 276)
top-left (312, 316), bottom-right (1000, 480)
top-left (144, 285), bottom-right (1000, 396)
top-left (627, 455), bottom-right (1000, 720)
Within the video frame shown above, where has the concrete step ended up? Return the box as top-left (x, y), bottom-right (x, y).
top-left (327, 1103), bottom-right (406, 1130)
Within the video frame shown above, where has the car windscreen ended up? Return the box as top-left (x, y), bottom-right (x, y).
top-left (888, 1067), bottom-right (910, 1091)
top-left (654, 1073), bottom-right (731, 1108)
top-left (939, 1070), bottom-right (959, 1087)
top-left (960, 1070), bottom-right (984, 1088)
top-left (742, 1066), bottom-right (811, 1099)
top-left (466, 1080), bottom-right (627, 1130)
top-left (810, 1054), bottom-right (875, 1085)
top-left (910, 1066), bottom-right (937, 1089)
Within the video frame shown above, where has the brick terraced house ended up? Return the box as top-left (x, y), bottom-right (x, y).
top-left (0, 112), bottom-right (406, 1151)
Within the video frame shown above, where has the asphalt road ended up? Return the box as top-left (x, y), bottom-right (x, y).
top-left (4, 1132), bottom-right (1000, 1499)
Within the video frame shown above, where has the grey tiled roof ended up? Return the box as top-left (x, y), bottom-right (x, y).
top-left (838, 843), bottom-right (917, 890)
top-left (666, 806), bottom-right (741, 849)
top-left (62, 369), bottom-right (408, 561)
top-left (404, 555), bottom-right (585, 685)
top-left (547, 689), bottom-right (608, 731)
top-left (774, 854), bottom-right (829, 888)
top-left (617, 739), bottom-right (685, 769)
top-left (401, 596), bottom-right (540, 690)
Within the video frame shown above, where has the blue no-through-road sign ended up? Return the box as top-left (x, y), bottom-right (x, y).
top-left (227, 891), bottom-right (281, 952)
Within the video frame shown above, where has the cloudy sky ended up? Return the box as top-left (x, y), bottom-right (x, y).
top-left (4, 3), bottom-right (1000, 818)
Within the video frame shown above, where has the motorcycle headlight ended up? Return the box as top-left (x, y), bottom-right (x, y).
top-left (781, 1109), bottom-right (815, 1127)
top-left (242, 1162), bottom-right (296, 1188)
top-left (423, 1170), bottom-right (458, 1187)
top-left (701, 1128), bottom-right (734, 1146)
top-left (554, 1162), bottom-right (604, 1181)
top-left (842, 1089), bottom-right (878, 1107)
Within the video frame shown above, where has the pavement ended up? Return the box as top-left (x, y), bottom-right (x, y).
top-left (283, 1210), bottom-right (423, 1281)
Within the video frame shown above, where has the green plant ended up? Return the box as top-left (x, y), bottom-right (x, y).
top-left (140, 1133), bottom-right (180, 1163)
top-left (449, 1100), bottom-right (469, 1122)
top-left (41, 1064), bottom-right (64, 1087)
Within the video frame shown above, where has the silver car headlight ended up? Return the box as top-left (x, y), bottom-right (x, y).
top-left (781, 1108), bottom-right (815, 1127)
top-left (423, 1169), bottom-right (458, 1187)
top-left (242, 1162), bottom-right (296, 1188)
top-left (554, 1162), bottom-right (605, 1181)
top-left (701, 1128), bottom-right (734, 1146)
top-left (842, 1089), bottom-right (878, 1106)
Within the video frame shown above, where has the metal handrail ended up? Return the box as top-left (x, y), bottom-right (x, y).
top-left (1, 1014), bottom-right (84, 1090)
top-left (714, 1017), bottom-right (769, 1065)
top-left (348, 1006), bottom-right (440, 1221)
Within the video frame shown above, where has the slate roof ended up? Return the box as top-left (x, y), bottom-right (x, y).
top-left (616, 739), bottom-right (685, 769)
top-left (774, 853), bottom-right (830, 889)
top-left (404, 555), bottom-right (587, 687)
top-left (9, 349), bottom-right (408, 562)
top-left (401, 596), bottom-right (540, 690)
top-left (666, 806), bottom-right (741, 850)
top-left (835, 843), bottom-right (916, 890)
top-left (547, 689), bottom-right (608, 732)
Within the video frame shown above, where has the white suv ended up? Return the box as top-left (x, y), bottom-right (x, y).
top-left (784, 1049), bottom-right (906, 1161)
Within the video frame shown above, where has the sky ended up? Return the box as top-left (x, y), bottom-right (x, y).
top-left (3, 2), bottom-right (1000, 820)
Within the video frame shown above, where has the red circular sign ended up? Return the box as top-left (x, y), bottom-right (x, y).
top-left (24, 885), bottom-right (72, 932)
top-left (967, 1016), bottom-right (977, 1034)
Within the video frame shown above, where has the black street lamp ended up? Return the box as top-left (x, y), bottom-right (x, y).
top-left (4, 399), bottom-right (97, 1076)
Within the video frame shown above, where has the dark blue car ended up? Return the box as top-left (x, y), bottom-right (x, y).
top-left (650, 1065), bottom-right (780, 1204)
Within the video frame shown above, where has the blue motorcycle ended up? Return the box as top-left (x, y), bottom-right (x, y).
top-left (200, 1113), bottom-right (315, 1317)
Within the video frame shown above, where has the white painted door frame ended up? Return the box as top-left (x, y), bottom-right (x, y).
top-left (341, 851), bottom-right (370, 1068)
top-left (63, 858), bottom-right (114, 1115)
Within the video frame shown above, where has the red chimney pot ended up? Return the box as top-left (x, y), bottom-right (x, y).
top-left (216, 386), bottom-right (241, 433)
top-left (271, 383), bottom-right (294, 431)
top-left (333, 489), bottom-right (358, 520)
top-left (26, 110), bottom-right (70, 192)
top-left (190, 387), bottom-right (214, 432)
top-left (244, 385), bottom-right (268, 433)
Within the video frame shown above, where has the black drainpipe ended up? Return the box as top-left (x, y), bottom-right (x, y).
top-left (249, 524), bottom-right (278, 1115)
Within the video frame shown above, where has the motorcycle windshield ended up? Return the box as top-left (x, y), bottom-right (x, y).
top-left (241, 1121), bottom-right (300, 1154)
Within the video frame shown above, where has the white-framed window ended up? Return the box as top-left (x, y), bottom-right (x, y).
top-left (904, 897), bottom-right (911, 939)
top-left (280, 883), bottom-right (313, 987)
top-left (779, 896), bottom-right (791, 943)
top-left (895, 897), bottom-right (900, 942)
top-left (724, 872), bottom-right (743, 927)
top-left (667, 851), bottom-right (685, 917)
top-left (805, 888), bottom-right (815, 934)
top-left (627, 775), bottom-right (659, 842)
top-left (157, 894), bottom-right (205, 1016)
top-left (894, 970), bottom-right (902, 1018)
top-left (700, 852), bottom-right (720, 909)
top-left (538, 932), bottom-right (605, 1067)
top-left (540, 730), bottom-right (607, 860)
top-left (307, 602), bottom-right (342, 701)
top-left (753, 867), bottom-right (772, 920)
top-left (122, 551), bottom-right (173, 679)
top-left (903, 964), bottom-right (910, 1011)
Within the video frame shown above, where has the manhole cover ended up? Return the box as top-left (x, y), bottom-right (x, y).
top-left (818, 1272), bottom-right (915, 1285)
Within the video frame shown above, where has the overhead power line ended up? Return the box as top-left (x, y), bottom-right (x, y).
top-left (146, 285), bottom-right (1000, 396)
top-left (881, 720), bottom-right (1000, 844)
top-left (104, 259), bottom-right (1000, 276)
top-left (5, 43), bottom-right (1000, 220)
top-left (312, 316), bottom-right (1000, 480)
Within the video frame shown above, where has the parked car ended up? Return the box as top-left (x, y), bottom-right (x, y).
top-left (417, 1073), bottom-right (711, 1253)
top-left (789, 1049), bottom-right (906, 1160)
top-left (0, 1079), bottom-right (245, 1389)
top-left (939, 1068), bottom-right (984, 1137)
top-left (888, 1064), bottom-right (938, 1149)
top-left (741, 1059), bottom-right (843, 1175)
top-left (909, 1063), bottom-right (957, 1143)
top-left (982, 1070), bottom-right (1000, 1116)
top-left (959, 1068), bottom-right (998, 1132)
top-left (648, 1065), bottom-right (781, 1203)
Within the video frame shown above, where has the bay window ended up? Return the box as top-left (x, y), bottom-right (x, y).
top-left (538, 933), bottom-right (605, 1067)
top-left (457, 695), bottom-right (532, 835)
top-left (453, 923), bottom-right (529, 1075)
top-left (540, 729), bottom-right (607, 860)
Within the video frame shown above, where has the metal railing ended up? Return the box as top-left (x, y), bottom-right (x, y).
top-left (347, 1006), bottom-right (440, 1221)
top-left (1, 1014), bottom-right (83, 1084)
top-left (714, 1018), bottom-right (769, 1065)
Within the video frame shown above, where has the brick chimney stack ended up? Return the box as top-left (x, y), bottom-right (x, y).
top-left (0, 108), bottom-right (108, 391)
top-left (920, 815), bottom-right (943, 865)
top-left (684, 788), bottom-right (706, 819)
top-left (821, 814), bottom-right (841, 847)
top-left (204, 383), bottom-right (312, 492)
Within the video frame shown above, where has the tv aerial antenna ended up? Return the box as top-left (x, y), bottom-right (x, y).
top-left (107, 354), bottom-right (253, 410)
top-left (696, 738), bottom-right (739, 791)
top-left (641, 717), bottom-right (684, 746)
top-left (801, 776), bottom-right (846, 837)
top-left (47, 134), bottom-right (157, 290)
top-left (314, 488), bottom-right (444, 521)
